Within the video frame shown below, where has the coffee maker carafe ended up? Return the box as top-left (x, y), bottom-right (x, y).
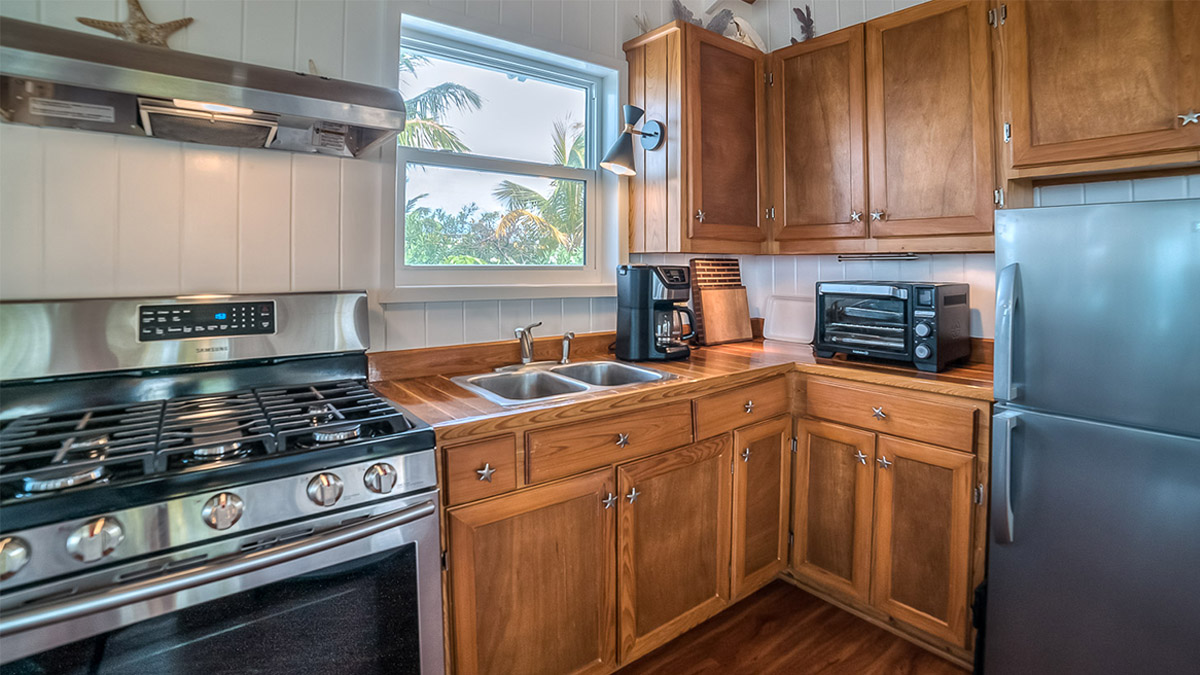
top-left (615, 264), bottom-right (695, 361)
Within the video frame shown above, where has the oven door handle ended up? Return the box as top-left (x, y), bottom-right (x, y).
top-left (0, 500), bottom-right (436, 636)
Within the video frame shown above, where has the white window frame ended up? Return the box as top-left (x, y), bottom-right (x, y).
top-left (382, 17), bottom-right (621, 303)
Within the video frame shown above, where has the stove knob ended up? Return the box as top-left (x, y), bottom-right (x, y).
top-left (914, 322), bottom-right (932, 338)
top-left (0, 537), bottom-right (31, 581)
top-left (307, 473), bottom-right (344, 507)
top-left (66, 517), bottom-right (124, 563)
top-left (915, 343), bottom-right (932, 359)
top-left (363, 463), bottom-right (398, 494)
top-left (201, 492), bottom-right (245, 530)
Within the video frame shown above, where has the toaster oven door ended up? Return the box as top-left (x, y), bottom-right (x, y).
top-left (818, 285), bottom-right (910, 356)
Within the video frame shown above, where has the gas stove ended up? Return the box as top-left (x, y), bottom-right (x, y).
top-left (0, 292), bottom-right (442, 674)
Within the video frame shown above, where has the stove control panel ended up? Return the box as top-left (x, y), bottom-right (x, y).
top-left (139, 301), bottom-right (276, 341)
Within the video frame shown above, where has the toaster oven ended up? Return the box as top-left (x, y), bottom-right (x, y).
top-left (814, 282), bottom-right (971, 372)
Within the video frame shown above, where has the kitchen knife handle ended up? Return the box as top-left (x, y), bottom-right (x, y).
top-left (992, 410), bottom-right (1020, 545)
top-left (995, 263), bottom-right (1021, 402)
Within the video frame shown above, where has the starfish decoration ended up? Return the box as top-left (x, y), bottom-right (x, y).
top-left (77, 0), bottom-right (193, 49)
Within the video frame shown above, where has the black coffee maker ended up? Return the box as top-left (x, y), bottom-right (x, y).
top-left (616, 264), bottom-right (696, 361)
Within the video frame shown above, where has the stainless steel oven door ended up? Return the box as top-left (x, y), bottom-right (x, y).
top-left (0, 492), bottom-right (444, 675)
top-left (817, 284), bottom-right (911, 356)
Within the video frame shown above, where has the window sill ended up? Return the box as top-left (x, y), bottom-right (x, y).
top-left (376, 283), bottom-right (617, 304)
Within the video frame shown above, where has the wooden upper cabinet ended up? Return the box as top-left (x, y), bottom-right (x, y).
top-left (447, 469), bottom-right (617, 675)
top-left (866, 0), bottom-right (996, 239)
top-left (871, 435), bottom-right (974, 647)
top-left (686, 27), bottom-right (768, 246)
top-left (1003, 0), bottom-right (1200, 168)
top-left (731, 415), bottom-right (792, 598)
top-left (791, 418), bottom-right (876, 603)
top-left (617, 435), bottom-right (732, 662)
top-left (625, 22), bottom-right (766, 254)
top-left (770, 25), bottom-right (868, 248)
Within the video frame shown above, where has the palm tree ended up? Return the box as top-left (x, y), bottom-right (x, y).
top-left (397, 51), bottom-right (483, 152)
top-left (490, 118), bottom-right (587, 264)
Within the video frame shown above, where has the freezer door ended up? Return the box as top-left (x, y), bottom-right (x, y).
top-left (994, 199), bottom-right (1200, 437)
top-left (985, 407), bottom-right (1200, 674)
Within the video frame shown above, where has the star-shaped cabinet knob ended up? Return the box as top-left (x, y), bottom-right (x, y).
top-left (78, 0), bottom-right (193, 49)
top-left (602, 493), bottom-right (618, 510)
top-left (1179, 111), bottom-right (1200, 126)
top-left (476, 463), bottom-right (496, 482)
top-left (854, 450), bottom-right (868, 465)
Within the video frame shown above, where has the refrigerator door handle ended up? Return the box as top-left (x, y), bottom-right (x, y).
top-left (992, 410), bottom-right (1021, 544)
top-left (995, 263), bottom-right (1021, 402)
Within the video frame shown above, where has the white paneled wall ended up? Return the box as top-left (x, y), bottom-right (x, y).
top-left (0, 0), bottom-right (778, 352)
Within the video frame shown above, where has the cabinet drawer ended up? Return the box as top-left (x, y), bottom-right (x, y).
top-left (805, 378), bottom-right (977, 452)
top-left (694, 376), bottom-right (789, 440)
top-left (444, 434), bottom-right (518, 506)
top-left (527, 403), bottom-right (693, 484)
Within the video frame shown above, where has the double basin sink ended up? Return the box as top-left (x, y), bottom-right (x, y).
top-left (450, 360), bottom-right (673, 407)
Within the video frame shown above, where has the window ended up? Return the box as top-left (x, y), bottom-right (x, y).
top-left (390, 17), bottom-right (619, 300)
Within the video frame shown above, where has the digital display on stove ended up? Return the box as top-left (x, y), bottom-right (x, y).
top-left (139, 301), bottom-right (276, 341)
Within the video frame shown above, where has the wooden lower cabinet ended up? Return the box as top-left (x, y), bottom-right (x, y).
top-left (731, 415), bottom-right (792, 598)
top-left (446, 469), bottom-right (617, 675)
top-left (871, 435), bottom-right (974, 645)
top-left (617, 435), bottom-right (733, 662)
top-left (791, 418), bottom-right (876, 602)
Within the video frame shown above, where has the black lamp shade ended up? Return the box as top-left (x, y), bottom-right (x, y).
top-left (600, 131), bottom-right (636, 176)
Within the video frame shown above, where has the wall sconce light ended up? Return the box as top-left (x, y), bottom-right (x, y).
top-left (599, 104), bottom-right (664, 176)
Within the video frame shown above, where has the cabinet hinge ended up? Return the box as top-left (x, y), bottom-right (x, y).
top-left (731, 457), bottom-right (735, 474)
top-left (1003, 122), bottom-right (1012, 143)
top-left (764, 206), bottom-right (776, 220)
top-left (791, 437), bottom-right (797, 454)
top-left (764, 71), bottom-right (774, 86)
top-left (441, 550), bottom-right (447, 570)
top-left (788, 531), bottom-right (794, 546)
top-left (973, 483), bottom-right (985, 505)
top-left (987, 4), bottom-right (1006, 27)
top-left (994, 188), bottom-right (1005, 207)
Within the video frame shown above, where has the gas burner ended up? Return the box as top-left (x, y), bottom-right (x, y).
top-left (21, 465), bottom-right (109, 494)
top-left (311, 424), bottom-right (362, 444)
top-left (185, 421), bottom-right (251, 462)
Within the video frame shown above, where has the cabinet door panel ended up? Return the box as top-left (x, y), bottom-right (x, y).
top-left (731, 415), bottom-right (792, 598)
top-left (618, 435), bottom-right (732, 662)
top-left (448, 469), bottom-right (616, 675)
top-left (771, 25), bottom-right (868, 242)
top-left (866, 0), bottom-right (994, 237)
top-left (687, 28), bottom-right (767, 243)
top-left (791, 418), bottom-right (876, 602)
top-left (1007, 1), bottom-right (1200, 166)
top-left (872, 435), bottom-right (974, 646)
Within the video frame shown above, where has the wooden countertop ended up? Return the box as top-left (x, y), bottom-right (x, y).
top-left (372, 339), bottom-right (993, 443)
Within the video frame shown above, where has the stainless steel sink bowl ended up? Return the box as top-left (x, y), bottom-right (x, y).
top-left (550, 361), bottom-right (666, 387)
top-left (450, 360), bottom-right (674, 407)
top-left (458, 370), bottom-right (587, 404)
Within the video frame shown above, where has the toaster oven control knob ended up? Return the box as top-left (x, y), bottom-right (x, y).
top-left (0, 537), bottom-right (31, 581)
top-left (914, 322), bottom-right (932, 338)
top-left (307, 473), bottom-right (344, 507)
top-left (66, 517), bottom-right (124, 563)
top-left (364, 463), bottom-right (398, 494)
top-left (201, 492), bottom-right (245, 530)
top-left (914, 343), bottom-right (932, 359)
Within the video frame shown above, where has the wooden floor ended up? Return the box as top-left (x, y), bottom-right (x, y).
top-left (616, 581), bottom-right (970, 675)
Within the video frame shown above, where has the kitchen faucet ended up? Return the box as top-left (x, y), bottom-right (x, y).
top-left (515, 321), bottom-right (542, 364)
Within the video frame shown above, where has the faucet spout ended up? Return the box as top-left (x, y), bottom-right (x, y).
top-left (514, 321), bottom-right (542, 364)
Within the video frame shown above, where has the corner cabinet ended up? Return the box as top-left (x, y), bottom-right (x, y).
top-left (625, 21), bottom-right (768, 254)
top-left (998, 0), bottom-right (1200, 176)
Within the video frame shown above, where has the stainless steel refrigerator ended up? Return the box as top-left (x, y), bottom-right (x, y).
top-left (985, 199), bottom-right (1200, 673)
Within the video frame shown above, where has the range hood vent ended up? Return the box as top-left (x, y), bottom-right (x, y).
top-left (0, 18), bottom-right (405, 158)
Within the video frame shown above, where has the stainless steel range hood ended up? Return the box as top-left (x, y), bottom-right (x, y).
top-left (0, 18), bottom-right (405, 158)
